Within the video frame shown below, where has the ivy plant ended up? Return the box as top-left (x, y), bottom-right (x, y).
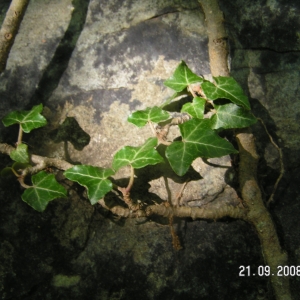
top-left (1, 61), bottom-right (256, 212)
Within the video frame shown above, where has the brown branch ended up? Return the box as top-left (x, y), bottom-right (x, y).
top-left (199, 0), bottom-right (229, 77)
top-left (98, 199), bottom-right (246, 220)
top-left (146, 203), bottom-right (246, 219)
top-left (0, 143), bottom-right (74, 175)
top-left (199, 0), bottom-right (291, 299)
top-left (0, 0), bottom-right (30, 73)
top-left (236, 129), bottom-right (290, 300)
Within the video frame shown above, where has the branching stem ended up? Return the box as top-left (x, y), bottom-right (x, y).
top-left (17, 176), bottom-right (31, 189)
top-left (257, 118), bottom-right (284, 205)
top-left (10, 166), bottom-right (21, 177)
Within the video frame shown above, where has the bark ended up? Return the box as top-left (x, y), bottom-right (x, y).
top-left (198, 0), bottom-right (291, 299)
top-left (98, 199), bottom-right (246, 220)
top-left (199, 0), bottom-right (229, 77)
top-left (236, 130), bottom-right (290, 300)
top-left (0, 0), bottom-right (30, 73)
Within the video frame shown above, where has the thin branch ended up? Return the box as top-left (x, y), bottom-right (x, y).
top-left (17, 125), bottom-right (23, 145)
top-left (174, 179), bottom-right (190, 207)
top-left (17, 176), bottom-right (31, 189)
top-left (257, 118), bottom-right (284, 205)
top-left (125, 165), bottom-right (135, 193)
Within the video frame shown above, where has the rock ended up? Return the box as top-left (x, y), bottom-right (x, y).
top-left (2, 0), bottom-right (298, 298)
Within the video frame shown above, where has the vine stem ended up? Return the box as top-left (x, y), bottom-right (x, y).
top-left (257, 117), bottom-right (284, 206)
top-left (17, 176), bottom-right (31, 189)
top-left (125, 165), bottom-right (135, 194)
top-left (17, 125), bottom-right (23, 145)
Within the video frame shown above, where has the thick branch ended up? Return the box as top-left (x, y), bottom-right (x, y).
top-left (236, 129), bottom-right (290, 300)
top-left (146, 204), bottom-right (246, 219)
top-left (199, 0), bottom-right (291, 299)
top-left (199, 0), bottom-right (229, 77)
top-left (0, 0), bottom-right (30, 73)
top-left (98, 198), bottom-right (246, 220)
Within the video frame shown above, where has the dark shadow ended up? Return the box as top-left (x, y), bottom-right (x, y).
top-left (27, 0), bottom-right (90, 109)
top-left (49, 116), bottom-right (90, 150)
top-left (162, 94), bottom-right (192, 112)
top-left (202, 157), bottom-right (232, 169)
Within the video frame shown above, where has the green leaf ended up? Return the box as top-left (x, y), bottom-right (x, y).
top-left (164, 61), bottom-right (203, 92)
top-left (1, 162), bottom-right (31, 177)
top-left (210, 103), bottom-right (257, 129)
top-left (112, 137), bottom-right (163, 171)
top-left (64, 165), bottom-right (114, 205)
top-left (166, 119), bottom-right (238, 176)
top-left (1, 167), bottom-right (15, 177)
top-left (128, 106), bottom-right (169, 127)
top-left (202, 77), bottom-right (250, 110)
top-left (22, 171), bottom-right (67, 212)
top-left (181, 97), bottom-right (206, 119)
top-left (12, 162), bottom-right (31, 170)
top-left (10, 143), bottom-right (30, 163)
top-left (2, 104), bottom-right (47, 133)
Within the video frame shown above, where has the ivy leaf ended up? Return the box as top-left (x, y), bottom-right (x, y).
top-left (64, 165), bottom-right (114, 205)
top-left (12, 162), bottom-right (31, 171)
top-left (128, 106), bottom-right (169, 127)
top-left (181, 97), bottom-right (206, 119)
top-left (166, 119), bottom-right (238, 176)
top-left (10, 143), bottom-right (30, 163)
top-left (2, 104), bottom-right (47, 133)
top-left (112, 137), bottom-right (163, 171)
top-left (164, 61), bottom-right (203, 92)
top-left (1, 162), bottom-right (31, 177)
top-left (202, 77), bottom-right (250, 110)
top-left (22, 171), bottom-right (67, 212)
top-left (1, 167), bottom-right (15, 177)
top-left (210, 103), bottom-right (257, 130)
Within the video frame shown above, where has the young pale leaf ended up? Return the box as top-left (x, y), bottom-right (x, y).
top-left (64, 165), bottom-right (114, 205)
top-left (210, 103), bottom-right (257, 130)
top-left (112, 137), bottom-right (163, 171)
top-left (181, 97), bottom-right (206, 119)
top-left (202, 77), bottom-right (250, 110)
top-left (164, 61), bottom-right (203, 92)
top-left (10, 143), bottom-right (30, 163)
top-left (128, 106), bottom-right (169, 127)
top-left (22, 171), bottom-right (67, 212)
top-left (166, 119), bottom-right (238, 176)
top-left (2, 104), bottom-right (47, 133)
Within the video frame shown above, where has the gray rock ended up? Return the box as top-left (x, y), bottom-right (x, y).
top-left (2, 0), bottom-right (299, 298)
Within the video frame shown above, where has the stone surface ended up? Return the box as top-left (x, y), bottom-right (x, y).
top-left (0, 0), bottom-right (299, 299)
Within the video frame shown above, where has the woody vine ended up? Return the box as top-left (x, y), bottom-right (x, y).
top-left (0, 62), bottom-right (290, 300)
top-left (1, 61), bottom-right (255, 216)
top-left (0, 0), bottom-right (292, 299)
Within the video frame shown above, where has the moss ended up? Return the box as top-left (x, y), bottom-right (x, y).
top-left (52, 274), bottom-right (81, 288)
